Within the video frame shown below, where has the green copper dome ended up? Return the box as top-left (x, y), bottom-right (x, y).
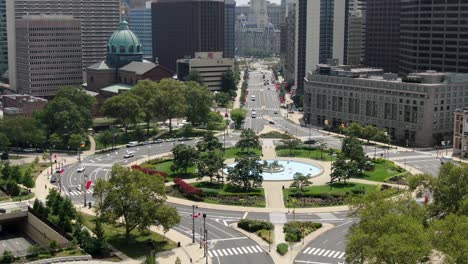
top-left (107, 20), bottom-right (142, 55)
top-left (106, 20), bottom-right (143, 68)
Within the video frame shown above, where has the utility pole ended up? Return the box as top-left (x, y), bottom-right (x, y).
top-left (192, 205), bottom-right (196, 243)
top-left (203, 213), bottom-right (207, 257)
top-left (83, 174), bottom-right (88, 207)
top-left (205, 229), bottom-right (208, 264)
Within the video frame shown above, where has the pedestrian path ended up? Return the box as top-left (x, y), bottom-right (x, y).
top-left (62, 188), bottom-right (94, 197)
top-left (302, 247), bottom-right (345, 260)
top-left (207, 245), bottom-right (264, 257)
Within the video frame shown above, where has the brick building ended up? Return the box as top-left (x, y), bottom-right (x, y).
top-left (1, 94), bottom-right (47, 117)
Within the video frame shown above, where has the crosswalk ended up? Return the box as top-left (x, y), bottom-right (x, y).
top-left (302, 247), bottom-right (345, 259)
top-left (62, 188), bottom-right (94, 197)
top-left (208, 245), bottom-right (264, 258)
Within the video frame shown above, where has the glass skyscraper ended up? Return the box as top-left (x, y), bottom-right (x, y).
top-left (0, 0), bottom-right (7, 76)
top-left (129, 3), bottom-right (152, 59)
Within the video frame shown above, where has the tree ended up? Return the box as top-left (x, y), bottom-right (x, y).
top-left (235, 129), bottom-right (260, 153)
top-left (94, 165), bottom-right (177, 239)
top-left (346, 192), bottom-right (431, 264)
top-left (185, 81), bottom-right (213, 125)
top-left (50, 133), bottom-right (62, 149)
top-left (186, 70), bottom-right (203, 84)
top-left (214, 92), bottom-right (231, 107)
top-left (154, 79), bottom-right (187, 133)
top-left (21, 167), bottom-right (34, 188)
top-left (40, 97), bottom-right (87, 136)
top-left (5, 180), bottom-right (20, 196)
top-left (55, 86), bottom-right (95, 128)
top-left (171, 144), bottom-right (199, 175)
top-left (430, 214), bottom-right (468, 264)
top-left (102, 92), bottom-right (142, 132)
top-left (131, 80), bottom-right (159, 135)
top-left (344, 122), bottom-right (363, 138)
top-left (280, 133), bottom-right (301, 156)
top-left (227, 155), bottom-right (263, 190)
top-left (207, 111), bottom-right (226, 131)
top-left (230, 109), bottom-right (246, 129)
top-left (68, 134), bottom-right (84, 150)
top-left (290, 173), bottom-right (312, 191)
top-left (197, 149), bottom-right (224, 182)
top-left (155, 205), bottom-right (181, 236)
top-left (341, 136), bottom-right (367, 172)
top-left (432, 163), bottom-right (468, 215)
top-left (361, 125), bottom-right (379, 143)
top-left (221, 70), bottom-right (236, 93)
top-left (330, 154), bottom-right (358, 184)
top-left (196, 131), bottom-right (222, 152)
top-left (98, 130), bottom-right (114, 150)
top-left (0, 132), bottom-right (10, 151)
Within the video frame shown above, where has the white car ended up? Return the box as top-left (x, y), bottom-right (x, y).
top-left (124, 152), bottom-right (134, 159)
top-left (126, 141), bottom-right (138, 147)
top-left (76, 167), bottom-right (85, 173)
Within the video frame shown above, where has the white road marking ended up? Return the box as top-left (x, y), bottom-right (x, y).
top-left (251, 246), bottom-right (258, 253)
top-left (226, 248), bottom-right (233, 255)
top-left (216, 250), bottom-right (224, 256)
top-left (317, 249), bottom-right (326, 256)
top-left (332, 251), bottom-right (341, 258)
top-left (242, 212), bottom-right (248, 219)
top-left (241, 247), bottom-right (249, 254)
top-left (338, 252), bottom-right (345, 259)
top-left (304, 247), bottom-right (312, 254)
top-left (208, 251), bottom-right (213, 257)
top-left (322, 250), bottom-right (330, 256)
top-left (221, 249), bottom-right (228, 255)
top-left (255, 245), bottom-right (263, 252)
top-left (326, 250), bottom-right (336, 257)
top-left (231, 248), bottom-right (238, 254)
top-left (309, 248), bottom-right (320, 255)
top-left (212, 250), bottom-right (218, 257)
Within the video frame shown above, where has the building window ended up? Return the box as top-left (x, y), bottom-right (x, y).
top-left (129, 45), bottom-right (134, 53)
top-left (90, 76), bottom-right (94, 83)
top-left (137, 45), bottom-right (141, 52)
top-left (111, 46), bottom-right (116, 53)
top-left (120, 46), bottom-right (126, 53)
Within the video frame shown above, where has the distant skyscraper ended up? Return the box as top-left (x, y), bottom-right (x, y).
top-left (0, 0), bottom-right (7, 76)
top-left (129, 1), bottom-right (152, 59)
top-left (15, 16), bottom-right (83, 97)
top-left (399, 0), bottom-right (468, 74)
top-left (151, 0), bottom-right (224, 71)
top-left (295, 0), bottom-right (347, 93)
top-left (280, 0), bottom-right (296, 84)
top-left (7, 0), bottom-right (120, 91)
top-left (364, 0), bottom-right (400, 73)
top-left (224, 0), bottom-right (236, 58)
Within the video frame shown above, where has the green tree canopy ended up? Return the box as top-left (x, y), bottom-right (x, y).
top-left (0, 117), bottom-right (45, 147)
top-left (221, 70), bottom-right (237, 93)
top-left (185, 81), bottom-right (213, 125)
top-left (196, 131), bottom-right (222, 152)
top-left (230, 109), bottom-right (246, 129)
top-left (280, 133), bottom-right (301, 156)
top-left (227, 155), bottom-right (263, 190)
top-left (130, 80), bottom-right (159, 135)
top-left (102, 92), bottom-right (142, 132)
top-left (430, 214), bottom-right (468, 264)
top-left (290, 172), bottom-right (313, 191)
top-left (197, 149), bottom-right (225, 182)
top-left (93, 165), bottom-right (176, 239)
top-left (236, 129), bottom-right (261, 153)
top-left (432, 163), bottom-right (468, 215)
top-left (154, 79), bottom-right (187, 132)
top-left (171, 144), bottom-right (199, 175)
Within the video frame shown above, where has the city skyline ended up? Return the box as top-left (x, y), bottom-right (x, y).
top-left (236, 0), bottom-right (280, 5)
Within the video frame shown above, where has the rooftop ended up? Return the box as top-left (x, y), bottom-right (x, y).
top-left (2, 94), bottom-right (47, 103)
top-left (100, 84), bottom-right (132, 94)
top-left (119, 61), bottom-right (156, 75)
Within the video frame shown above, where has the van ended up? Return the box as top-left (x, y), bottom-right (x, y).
top-left (126, 141), bottom-right (138, 148)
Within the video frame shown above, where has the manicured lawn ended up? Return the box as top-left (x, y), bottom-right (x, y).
top-left (19, 162), bottom-right (50, 184)
top-left (169, 181), bottom-right (265, 207)
top-left (259, 131), bottom-right (293, 139)
top-left (283, 182), bottom-right (379, 208)
top-left (276, 148), bottom-right (335, 161)
top-left (80, 213), bottom-right (176, 259)
top-left (223, 147), bottom-right (262, 159)
top-left (359, 159), bottom-right (407, 182)
top-left (142, 159), bottom-right (197, 181)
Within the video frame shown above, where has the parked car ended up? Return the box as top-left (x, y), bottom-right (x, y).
top-left (50, 176), bottom-right (57, 183)
top-left (0, 208), bottom-right (6, 214)
top-left (178, 137), bottom-right (191, 142)
top-left (124, 152), bottom-right (134, 159)
top-left (269, 120), bottom-right (275, 124)
top-left (440, 156), bottom-right (453, 165)
top-left (126, 141), bottom-right (138, 147)
top-left (274, 111), bottom-right (278, 114)
top-left (23, 148), bottom-right (35, 153)
top-left (165, 138), bottom-right (176, 142)
top-left (152, 139), bottom-right (164, 144)
top-left (76, 167), bottom-right (85, 173)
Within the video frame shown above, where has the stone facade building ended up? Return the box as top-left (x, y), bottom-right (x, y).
top-left (1, 94), bottom-right (47, 117)
top-left (453, 108), bottom-right (468, 157)
top-left (304, 64), bottom-right (468, 147)
top-left (15, 15), bottom-right (83, 98)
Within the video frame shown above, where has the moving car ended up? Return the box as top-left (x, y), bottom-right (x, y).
top-left (124, 152), bottom-right (134, 159)
top-left (23, 148), bottom-right (35, 153)
top-left (274, 111), bottom-right (278, 114)
top-left (251, 110), bottom-right (257, 118)
top-left (269, 120), bottom-right (275, 124)
top-left (126, 141), bottom-right (138, 147)
top-left (76, 167), bottom-right (85, 173)
top-left (165, 138), bottom-right (176, 142)
top-left (251, 95), bottom-right (256, 101)
top-left (50, 175), bottom-right (57, 183)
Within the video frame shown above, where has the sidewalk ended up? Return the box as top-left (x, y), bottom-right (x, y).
top-left (232, 70), bottom-right (245, 109)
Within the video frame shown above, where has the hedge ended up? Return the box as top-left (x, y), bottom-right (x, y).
top-left (276, 243), bottom-right (288, 255)
top-left (173, 178), bottom-right (203, 198)
top-left (237, 219), bottom-right (273, 232)
top-left (284, 222), bottom-right (322, 242)
top-left (131, 165), bottom-right (168, 178)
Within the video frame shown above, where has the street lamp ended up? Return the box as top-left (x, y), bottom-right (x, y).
top-left (192, 205), bottom-right (198, 243)
top-left (203, 213), bottom-right (207, 257)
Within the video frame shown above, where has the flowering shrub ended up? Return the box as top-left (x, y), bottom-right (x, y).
top-left (131, 165), bottom-right (168, 178)
top-left (173, 178), bottom-right (203, 197)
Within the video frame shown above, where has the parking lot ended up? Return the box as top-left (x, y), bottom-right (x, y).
top-left (0, 227), bottom-right (34, 257)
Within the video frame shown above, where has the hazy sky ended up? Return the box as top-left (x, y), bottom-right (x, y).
top-left (236, 0), bottom-right (281, 6)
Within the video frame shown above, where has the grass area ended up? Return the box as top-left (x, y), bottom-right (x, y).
top-left (141, 159), bottom-right (197, 181)
top-left (283, 182), bottom-right (380, 208)
top-left (80, 213), bottom-right (176, 259)
top-left (359, 159), bottom-right (407, 182)
top-left (276, 147), bottom-right (335, 161)
top-left (169, 181), bottom-right (265, 207)
top-left (92, 117), bottom-right (116, 128)
top-left (7, 155), bottom-right (27, 160)
top-left (259, 131), bottom-right (293, 139)
top-left (223, 147), bottom-right (262, 159)
top-left (19, 162), bottom-right (50, 183)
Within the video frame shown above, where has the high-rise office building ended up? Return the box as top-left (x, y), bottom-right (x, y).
top-left (0, 0), bottom-right (7, 76)
top-left (346, 9), bottom-right (364, 65)
top-left (15, 15), bottom-right (83, 98)
top-left (295, 0), bottom-right (347, 93)
top-left (399, 0), bottom-right (468, 74)
top-left (129, 1), bottom-right (152, 59)
top-left (224, 0), bottom-right (236, 58)
top-left (7, 0), bottom-right (120, 91)
top-left (364, 0), bottom-right (400, 73)
top-left (280, 0), bottom-right (296, 84)
top-left (151, 0), bottom-right (224, 72)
